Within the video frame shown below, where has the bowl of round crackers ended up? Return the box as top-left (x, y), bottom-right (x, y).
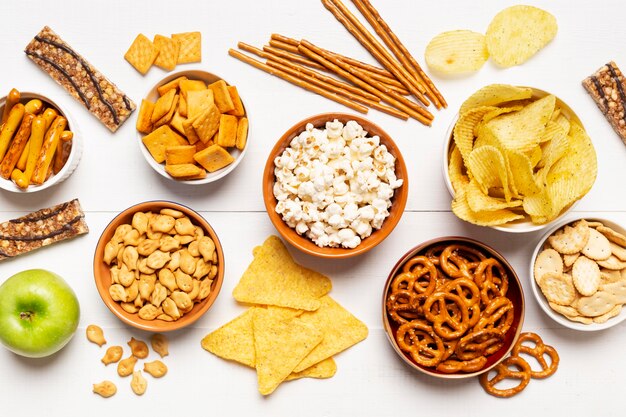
top-left (531, 217), bottom-right (626, 331)
top-left (382, 236), bottom-right (525, 378)
top-left (443, 84), bottom-right (597, 233)
top-left (135, 70), bottom-right (249, 184)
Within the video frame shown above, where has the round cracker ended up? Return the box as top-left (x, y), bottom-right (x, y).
top-left (601, 268), bottom-right (623, 284)
top-left (547, 221), bottom-right (590, 255)
top-left (572, 256), bottom-right (601, 296)
top-left (534, 248), bottom-right (563, 283)
top-left (596, 225), bottom-right (626, 247)
top-left (597, 255), bottom-right (626, 270)
top-left (599, 280), bottom-right (626, 304)
top-left (592, 304), bottom-right (622, 324)
top-left (575, 290), bottom-right (617, 317)
top-left (563, 252), bottom-right (580, 268)
top-left (549, 301), bottom-right (579, 317)
top-left (609, 242), bottom-right (626, 261)
top-left (582, 228), bottom-right (611, 261)
top-left (565, 314), bottom-right (593, 325)
top-left (538, 272), bottom-right (576, 305)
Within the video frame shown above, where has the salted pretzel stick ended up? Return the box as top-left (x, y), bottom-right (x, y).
top-left (228, 49), bottom-right (368, 114)
top-left (321, 0), bottom-right (429, 106)
top-left (299, 41), bottom-right (432, 124)
top-left (271, 34), bottom-right (394, 78)
top-left (239, 42), bottom-right (379, 102)
top-left (261, 45), bottom-right (326, 71)
top-left (355, 0), bottom-right (447, 108)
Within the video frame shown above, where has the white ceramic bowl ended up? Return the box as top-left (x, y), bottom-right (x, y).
top-left (137, 70), bottom-right (248, 184)
top-left (442, 87), bottom-right (585, 233)
top-left (529, 216), bottom-right (626, 331)
top-left (0, 92), bottom-right (82, 193)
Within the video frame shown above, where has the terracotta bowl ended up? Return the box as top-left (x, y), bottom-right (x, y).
top-left (0, 91), bottom-right (82, 193)
top-left (530, 216), bottom-right (626, 331)
top-left (137, 69), bottom-right (248, 184)
top-left (262, 113), bottom-right (408, 259)
top-left (93, 201), bottom-right (225, 332)
top-left (382, 237), bottom-right (525, 379)
top-left (442, 87), bottom-right (587, 233)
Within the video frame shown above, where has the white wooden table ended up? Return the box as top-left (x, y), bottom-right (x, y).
top-left (0, 0), bottom-right (624, 415)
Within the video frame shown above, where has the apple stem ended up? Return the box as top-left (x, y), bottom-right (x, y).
top-left (20, 311), bottom-right (34, 322)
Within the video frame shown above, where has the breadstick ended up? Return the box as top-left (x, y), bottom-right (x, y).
top-left (299, 41), bottom-right (432, 124)
top-left (0, 103), bottom-right (25, 160)
top-left (228, 49), bottom-right (368, 114)
top-left (31, 115), bottom-right (66, 185)
top-left (261, 46), bottom-right (326, 71)
top-left (0, 113), bottom-right (34, 179)
top-left (1, 88), bottom-right (20, 124)
top-left (11, 115), bottom-right (45, 188)
top-left (354, 0), bottom-right (447, 108)
top-left (321, 0), bottom-right (429, 106)
top-left (41, 108), bottom-right (58, 130)
top-left (268, 39), bottom-right (301, 55)
top-left (239, 42), bottom-right (379, 102)
top-left (16, 140), bottom-right (30, 171)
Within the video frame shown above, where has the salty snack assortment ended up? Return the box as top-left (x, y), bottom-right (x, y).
top-left (583, 61), bottom-right (626, 146)
top-left (88, 326), bottom-right (170, 398)
top-left (125, 32), bottom-right (201, 75)
top-left (24, 26), bottom-right (135, 132)
top-left (534, 219), bottom-right (626, 325)
top-left (102, 208), bottom-right (219, 322)
top-left (137, 74), bottom-right (247, 180)
top-left (202, 236), bottom-right (367, 395)
top-left (448, 84), bottom-right (597, 227)
top-left (273, 119), bottom-right (402, 249)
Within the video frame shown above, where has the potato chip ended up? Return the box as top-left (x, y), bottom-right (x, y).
top-left (424, 30), bottom-right (488, 74)
top-left (232, 236), bottom-right (332, 310)
top-left (486, 5), bottom-right (558, 68)
top-left (124, 34), bottom-right (159, 75)
top-left (453, 106), bottom-right (497, 168)
top-left (507, 150), bottom-right (540, 196)
top-left (448, 147), bottom-right (468, 193)
top-left (253, 308), bottom-right (323, 395)
top-left (153, 35), bottom-right (180, 71)
top-left (286, 358), bottom-right (337, 381)
top-left (474, 106), bottom-right (523, 137)
top-left (466, 145), bottom-right (511, 201)
top-left (451, 185), bottom-right (523, 226)
top-left (465, 179), bottom-right (521, 212)
top-left (293, 296), bottom-right (368, 373)
top-left (459, 84), bottom-right (532, 115)
top-left (172, 32), bottom-right (201, 64)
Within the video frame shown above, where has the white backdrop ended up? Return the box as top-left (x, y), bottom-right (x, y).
top-left (0, 1), bottom-right (625, 416)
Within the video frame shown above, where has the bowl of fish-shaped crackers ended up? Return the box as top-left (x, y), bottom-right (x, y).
top-left (135, 70), bottom-right (249, 184)
top-left (531, 217), bottom-right (626, 331)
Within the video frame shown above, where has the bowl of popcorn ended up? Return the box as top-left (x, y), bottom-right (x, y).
top-left (93, 201), bottom-right (225, 332)
top-left (262, 113), bottom-right (408, 258)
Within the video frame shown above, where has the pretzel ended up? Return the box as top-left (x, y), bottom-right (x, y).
top-left (479, 356), bottom-right (531, 398)
top-left (400, 256), bottom-right (438, 295)
top-left (423, 292), bottom-right (470, 340)
top-left (455, 328), bottom-right (504, 360)
top-left (437, 356), bottom-right (487, 374)
top-left (396, 321), bottom-right (445, 367)
top-left (511, 332), bottom-right (559, 379)
top-left (475, 296), bottom-right (514, 334)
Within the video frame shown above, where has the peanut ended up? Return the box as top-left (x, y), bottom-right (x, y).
top-left (86, 324), bottom-right (106, 347)
top-left (101, 346), bottom-right (123, 365)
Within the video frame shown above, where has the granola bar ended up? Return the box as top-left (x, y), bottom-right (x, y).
top-left (0, 199), bottom-right (88, 261)
top-left (582, 61), bottom-right (626, 145)
top-left (24, 26), bottom-right (136, 132)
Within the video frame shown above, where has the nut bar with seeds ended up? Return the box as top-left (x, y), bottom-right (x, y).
top-left (0, 198), bottom-right (88, 261)
top-left (24, 26), bottom-right (136, 132)
top-left (582, 61), bottom-right (626, 145)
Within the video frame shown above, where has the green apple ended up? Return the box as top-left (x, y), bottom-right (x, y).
top-left (0, 269), bottom-right (80, 358)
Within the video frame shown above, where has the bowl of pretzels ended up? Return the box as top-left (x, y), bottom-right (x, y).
top-left (382, 237), bottom-right (525, 379)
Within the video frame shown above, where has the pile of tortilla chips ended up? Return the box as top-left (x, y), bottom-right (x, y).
top-left (201, 235), bottom-right (368, 395)
top-left (449, 84), bottom-right (597, 226)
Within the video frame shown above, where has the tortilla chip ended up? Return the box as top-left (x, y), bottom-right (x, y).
top-left (285, 357), bottom-right (337, 381)
top-left (200, 308), bottom-right (256, 368)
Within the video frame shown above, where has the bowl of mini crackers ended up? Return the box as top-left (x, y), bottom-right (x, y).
top-left (135, 70), bottom-right (249, 184)
top-left (531, 217), bottom-right (626, 331)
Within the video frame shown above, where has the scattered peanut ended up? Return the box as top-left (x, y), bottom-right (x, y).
top-left (143, 360), bottom-right (168, 378)
top-left (131, 370), bottom-right (147, 395)
top-left (150, 334), bottom-right (169, 358)
top-left (128, 337), bottom-right (149, 359)
top-left (93, 380), bottom-right (117, 398)
top-left (117, 355), bottom-right (138, 377)
top-left (86, 324), bottom-right (106, 347)
top-left (101, 346), bottom-right (123, 365)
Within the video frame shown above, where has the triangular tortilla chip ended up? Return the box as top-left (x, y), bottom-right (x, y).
top-left (285, 357), bottom-right (337, 381)
top-left (233, 236), bottom-right (332, 311)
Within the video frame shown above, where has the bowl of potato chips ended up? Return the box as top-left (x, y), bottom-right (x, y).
top-left (136, 70), bottom-right (249, 184)
top-left (530, 217), bottom-right (626, 331)
top-left (443, 84), bottom-right (597, 232)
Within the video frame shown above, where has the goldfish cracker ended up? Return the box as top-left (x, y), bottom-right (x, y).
top-left (0, 103), bottom-right (25, 160)
top-left (31, 116), bottom-right (66, 185)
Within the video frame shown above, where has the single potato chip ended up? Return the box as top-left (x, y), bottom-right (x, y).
top-left (424, 30), bottom-right (488, 74)
top-left (232, 236), bottom-right (332, 310)
top-left (448, 147), bottom-right (469, 193)
top-left (453, 105), bottom-right (497, 168)
top-left (153, 35), bottom-right (180, 71)
top-left (172, 32), bottom-right (201, 64)
top-left (294, 296), bottom-right (368, 373)
top-left (465, 179), bottom-right (521, 212)
top-left (467, 145), bottom-right (512, 201)
top-left (124, 34), bottom-right (159, 75)
top-left (451, 184), bottom-right (523, 226)
top-left (486, 5), bottom-right (558, 68)
top-left (459, 84), bottom-right (532, 115)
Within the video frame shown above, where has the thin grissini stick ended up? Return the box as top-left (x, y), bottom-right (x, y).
top-left (321, 0), bottom-right (429, 106)
top-left (2, 89), bottom-right (21, 124)
top-left (271, 33), bottom-right (395, 78)
top-left (299, 41), bottom-right (432, 125)
top-left (31, 115), bottom-right (67, 185)
top-left (0, 113), bottom-right (34, 179)
top-left (355, 0), bottom-right (447, 108)
top-left (268, 39), bottom-right (301, 55)
top-left (261, 45), bottom-right (326, 71)
top-left (238, 42), bottom-right (380, 102)
top-left (228, 49), bottom-right (369, 114)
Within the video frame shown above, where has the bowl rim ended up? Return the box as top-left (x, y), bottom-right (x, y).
top-left (92, 200), bottom-right (225, 332)
top-left (529, 215), bottom-right (626, 331)
top-left (442, 86), bottom-right (584, 233)
top-left (382, 236), bottom-right (525, 379)
top-left (262, 112), bottom-right (409, 259)
top-left (136, 69), bottom-right (249, 185)
top-left (0, 91), bottom-right (82, 193)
